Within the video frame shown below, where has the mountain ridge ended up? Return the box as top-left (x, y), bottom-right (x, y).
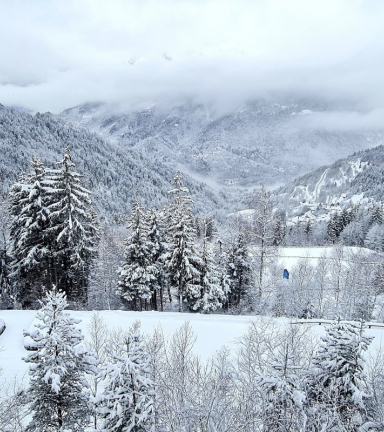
top-left (0, 104), bottom-right (228, 220)
top-left (59, 100), bottom-right (384, 190)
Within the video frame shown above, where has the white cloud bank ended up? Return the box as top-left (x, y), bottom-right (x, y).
top-left (1, 0), bottom-right (384, 130)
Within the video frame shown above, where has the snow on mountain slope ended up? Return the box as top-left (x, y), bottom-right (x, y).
top-left (275, 144), bottom-right (384, 222)
top-left (0, 104), bottom-right (228, 219)
top-left (60, 101), bottom-right (384, 190)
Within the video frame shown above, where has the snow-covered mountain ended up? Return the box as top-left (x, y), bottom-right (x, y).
top-left (60, 101), bottom-right (384, 189)
top-left (0, 104), bottom-right (228, 220)
top-left (274, 144), bottom-right (384, 221)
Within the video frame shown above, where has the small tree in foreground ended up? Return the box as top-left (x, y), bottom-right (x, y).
top-left (306, 321), bottom-right (373, 430)
top-left (98, 321), bottom-right (155, 432)
top-left (24, 290), bottom-right (97, 431)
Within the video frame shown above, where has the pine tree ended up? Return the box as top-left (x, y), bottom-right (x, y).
top-left (371, 205), bottom-right (383, 225)
top-left (164, 171), bottom-right (202, 312)
top-left (9, 158), bottom-right (49, 307)
top-left (304, 218), bottom-right (313, 242)
top-left (273, 214), bottom-right (286, 246)
top-left (146, 208), bottom-right (168, 311)
top-left (306, 321), bottom-right (373, 430)
top-left (24, 290), bottom-right (97, 431)
top-left (44, 147), bottom-right (98, 304)
top-left (340, 207), bottom-right (353, 228)
top-left (0, 246), bottom-right (12, 308)
top-left (327, 214), bottom-right (339, 244)
top-left (225, 232), bottom-right (251, 311)
top-left (192, 229), bottom-right (224, 313)
top-left (117, 197), bottom-right (156, 311)
top-left (98, 321), bottom-right (155, 432)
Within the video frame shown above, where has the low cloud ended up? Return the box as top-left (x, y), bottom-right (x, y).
top-left (1, 0), bottom-right (384, 128)
top-left (292, 109), bottom-right (384, 132)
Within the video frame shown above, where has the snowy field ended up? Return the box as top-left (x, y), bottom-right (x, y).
top-left (0, 310), bottom-right (287, 384)
top-left (1, 309), bottom-right (384, 388)
top-left (274, 245), bottom-right (375, 269)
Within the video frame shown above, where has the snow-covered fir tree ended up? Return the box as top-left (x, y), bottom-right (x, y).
top-left (225, 231), bottom-right (251, 310)
top-left (306, 321), bottom-right (373, 431)
top-left (327, 213), bottom-right (342, 244)
top-left (0, 246), bottom-right (12, 307)
top-left (304, 218), bottom-right (313, 243)
top-left (163, 171), bottom-right (202, 312)
top-left (192, 226), bottom-right (224, 313)
top-left (44, 147), bottom-right (98, 304)
top-left (371, 204), bottom-right (383, 225)
top-left (117, 196), bottom-right (156, 311)
top-left (9, 158), bottom-right (49, 308)
top-left (273, 213), bottom-right (286, 246)
top-left (145, 207), bottom-right (168, 311)
top-left (98, 321), bottom-right (155, 432)
top-left (24, 290), bottom-right (97, 431)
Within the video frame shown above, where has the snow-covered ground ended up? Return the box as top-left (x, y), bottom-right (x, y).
top-left (275, 245), bottom-right (374, 269)
top-left (1, 309), bottom-right (384, 388)
top-left (0, 310), bottom-right (286, 384)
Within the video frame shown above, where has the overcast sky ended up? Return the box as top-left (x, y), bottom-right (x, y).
top-left (1, 0), bottom-right (384, 127)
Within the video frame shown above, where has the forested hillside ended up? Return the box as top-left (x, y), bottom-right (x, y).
top-left (0, 104), bottom-right (228, 220)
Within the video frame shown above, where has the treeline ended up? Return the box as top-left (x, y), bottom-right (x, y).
top-left (2, 150), bottom-right (384, 320)
top-left (2, 291), bottom-right (384, 431)
top-left (285, 203), bottom-right (384, 250)
top-left (87, 180), bottom-right (384, 321)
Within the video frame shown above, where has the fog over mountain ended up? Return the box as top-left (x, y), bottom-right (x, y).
top-left (60, 100), bottom-right (384, 190)
top-left (1, 0), bottom-right (384, 135)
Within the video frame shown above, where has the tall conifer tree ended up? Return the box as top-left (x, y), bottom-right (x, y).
top-left (44, 147), bottom-right (98, 303)
top-left (117, 196), bottom-right (156, 310)
top-left (99, 322), bottom-right (155, 432)
top-left (9, 158), bottom-right (49, 307)
top-left (163, 171), bottom-right (202, 312)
